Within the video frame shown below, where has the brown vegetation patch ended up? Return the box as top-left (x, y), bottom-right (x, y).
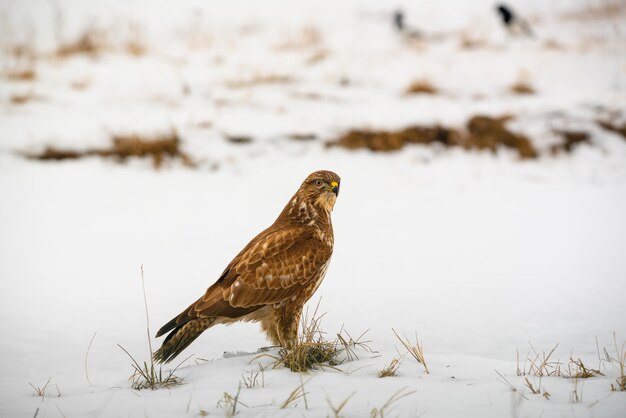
top-left (543, 39), bottom-right (564, 50)
top-left (329, 115), bottom-right (538, 159)
top-left (70, 79), bottom-right (91, 91)
top-left (225, 74), bottom-right (293, 89)
top-left (561, 1), bottom-right (626, 21)
top-left (26, 131), bottom-right (194, 168)
top-left (405, 79), bottom-right (438, 95)
top-left (125, 39), bottom-right (146, 57)
top-left (306, 49), bottom-right (328, 65)
top-left (330, 126), bottom-right (461, 152)
top-left (4, 44), bottom-right (37, 81)
top-left (465, 116), bottom-right (538, 159)
top-left (32, 147), bottom-right (83, 160)
top-left (56, 27), bottom-right (108, 58)
top-left (5, 68), bottom-right (36, 81)
top-left (550, 130), bottom-right (591, 155)
top-left (459, 33), bottom-right (487, 50)
top-left (510, 80), bottom-right (536, 95)
top-left (598, 120), bottom-right (626, 140)
top-left (275, 26), bottom-right (322, 51)
top-left (10, 92), bottom-right (37, 105)
top-left (287, 133), bottom-right (317, 141)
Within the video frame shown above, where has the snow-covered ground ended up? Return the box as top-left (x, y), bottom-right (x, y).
top-left (1, 0), bottom-right (625, 417)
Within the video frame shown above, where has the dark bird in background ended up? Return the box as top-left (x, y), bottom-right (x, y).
top-left (495, 4), bottom-right (534, 37)
top-left (153, 170), bottom-right (341, 364)
top-left (392, 9), bottom-right (422, 39)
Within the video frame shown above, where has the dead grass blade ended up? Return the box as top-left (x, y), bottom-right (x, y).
top-left (117, 266), bottom-right (185, 390)
top-left (392, 329), bottom-right (429, 374)
top-left (84, 332), bottom-right (97, 385)
top-left (280, 376), bottom-right (311, 409)
top-left (370, 387), bottom-right (417, 418)
top-left (327, 391), bottom-right (355, 418)
top-left (29, 377), bottom-right (52, 399)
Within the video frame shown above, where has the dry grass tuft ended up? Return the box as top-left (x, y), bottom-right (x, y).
top-left (510, 80), bottom-right (536, 95)
top-left (405, 79), bottom-right (438, 95)
top-left (551, 130), bottom-right (591, 154)
top-left (25, 131), bottom-right (195, 169)
top-left (517, 342), bottom-right (562, 377)
top-left (392, 329), bottom-right (429, 374)
top-left (567, 357), bottom-right (602, 379)
top-left (278, 306), bottom-right (340, 372)
top-left (29, 377), bottom-right (53, 398)
top-left (255, 301), bottom-right (371, 372)
top-left (378, 357), bottom-right (401, 378)
top-left (118, 266), bottom-right (185, 390)
top-left (119, 344), bottom-right (185, 390)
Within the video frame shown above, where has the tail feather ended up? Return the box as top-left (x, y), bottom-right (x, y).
top-left (153, 318), bottom-right (216, 364)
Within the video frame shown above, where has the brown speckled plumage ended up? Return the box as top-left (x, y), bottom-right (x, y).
top-left (153, 170), bottom-right (340, 363)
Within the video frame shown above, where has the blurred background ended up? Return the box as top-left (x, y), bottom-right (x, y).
top-left (0, 0), bottom-right (625, 415)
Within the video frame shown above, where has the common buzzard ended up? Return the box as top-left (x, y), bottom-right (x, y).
top-left (153, 170), bottom-right (340, 363)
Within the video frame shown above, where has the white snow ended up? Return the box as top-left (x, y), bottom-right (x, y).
top-left (1, 0), bottom-right (626, 417)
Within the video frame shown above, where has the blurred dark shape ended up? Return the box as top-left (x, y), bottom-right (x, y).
top-left (497, 4), bottom-right (514, 24)
top-left (495, 3), bottom-right (533, 37)
top-left (393, 9), bottom-right (405, 31)
top-left (465, 115), bottom-right (537, 159)
top-left (392, 9), bottom-right (422, 39)
top-left (225, 134), bottom-right (253, 144)
top-left (551, 130), bottom-right (591, 155)
top-left (598, 120), bottom-right (626, 141)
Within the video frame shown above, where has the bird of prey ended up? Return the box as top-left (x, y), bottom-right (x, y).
top-left (153, 170), bottom-right (341, 363)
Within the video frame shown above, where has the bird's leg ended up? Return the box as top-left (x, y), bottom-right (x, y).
top-left (275, 306), bottom-right (302, 350)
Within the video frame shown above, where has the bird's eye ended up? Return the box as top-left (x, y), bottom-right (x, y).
top-left (314, 180), bottom-right (323, 187)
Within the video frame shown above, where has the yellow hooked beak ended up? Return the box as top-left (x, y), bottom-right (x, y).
top-left (329, 181), bottom-right (339, 196)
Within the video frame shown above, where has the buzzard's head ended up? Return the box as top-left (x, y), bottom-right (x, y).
top-left (301, 170), bottom-right (340, 212)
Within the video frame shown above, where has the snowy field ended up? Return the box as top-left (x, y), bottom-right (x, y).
top-left (1, 0), bottom-right (626, 417)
